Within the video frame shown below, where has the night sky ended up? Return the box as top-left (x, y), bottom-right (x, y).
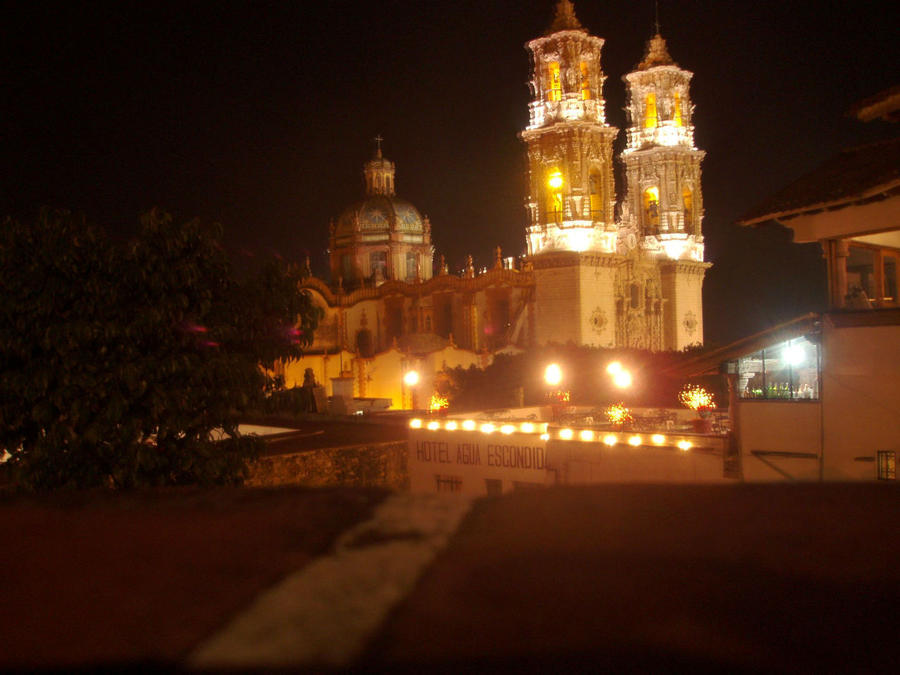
top-left (2, 1), bottom-right (897, 344)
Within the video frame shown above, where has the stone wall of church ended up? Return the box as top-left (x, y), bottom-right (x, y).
top-left (660, 261), bottom-right (707, 349)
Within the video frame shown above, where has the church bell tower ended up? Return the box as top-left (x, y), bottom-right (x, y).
top-left (621, 31), bottom-right (710, 349)
top-left (521, 1), bottom-right (621, 348)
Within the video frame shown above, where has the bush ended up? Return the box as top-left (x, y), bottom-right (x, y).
top-left (0, 209), bottom-right (320, 490)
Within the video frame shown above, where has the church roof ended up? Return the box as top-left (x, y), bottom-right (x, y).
top-left (637, 33), bottom-right (677, 70)
top-left (334, 195), bottom-right (425, 239)
top-left (739, 137), bottom-right (900, 225)
top-left (545, 0), bottom-right (585, 35)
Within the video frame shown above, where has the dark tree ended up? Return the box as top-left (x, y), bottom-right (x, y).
top-left (0, 209), bottom-right (320, 490)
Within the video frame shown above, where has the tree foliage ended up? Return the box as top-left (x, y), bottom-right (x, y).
top-left (0, 209), bottom-right (320, 490)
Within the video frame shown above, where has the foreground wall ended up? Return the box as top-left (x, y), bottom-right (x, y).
top-left (247, 441), bottom-right (408, 490)
top-left (822, 321), bottom-right (900, 480)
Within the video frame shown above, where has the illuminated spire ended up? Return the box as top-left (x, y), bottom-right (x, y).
top-left (637, 32), bottom-right (676, 70)
top-left (546, 0), bottom-right (584, 34)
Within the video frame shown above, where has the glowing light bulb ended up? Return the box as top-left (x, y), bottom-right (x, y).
top-left (403, 370), bottom-right (420, 386)
top-left (445, 421), bottom-right (458, 431)
top-left (613, 370), bottom-right (633, 389)
top-left (520, 422), bottom-right (535, 434)
top-left (462, 420), bottom-right (476, 431)
top-left (409, 418), bottom-right (423, 429)
top-left (677, 440), bottom-right (692, 451)
top-left (628, 435), bottom-right (642, 447)
top-left (500, 424), bottom-right (516, 435)
top-left (559, 428), bottom-right (574, 440)
top-left (606, 361), bottom-right (623, 375)
top-left (481, 423), bottom-right (495, 434)
top-left (548, 170), bottom-right (563, 190)
top-left (544, 363), bottom-right (563, 386)
top-left (651, 434), bottom-right (666, 445)
top-left (426, 421), bottom-right (440, 431)
top-left (580, 429), bottom-right (594, 442)
top-left (603, 434), bottom-right (617, 446)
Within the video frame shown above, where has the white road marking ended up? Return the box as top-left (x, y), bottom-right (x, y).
top-left (188, 493), bottom-right (475, 669)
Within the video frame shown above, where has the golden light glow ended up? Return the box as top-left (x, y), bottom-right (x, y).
top-left (677, 440), bottom-right (692, 451)
top-left (403, 370), bottom-right (420, 387)
top-left (481, 423), bottom-right (496, 434)
top-left (500, 424), bottom-right (516, 435)
top-left (644, 92), bottom-right (658, 128)
top-left (674, 91), bottom-right (683, 126)
top-left (540, 433), bottom-right (550, 441)
top-left (580, 61), bottom-right (591, 100)
top-left (628, 435), bottom-right (642, 447)
top-left (605, 403), bottom-right (633, 426)
top-left (426, 421), bottom-right (440, 431)
top-left (548, 170), bottom-right (563, 190)
top-left (520, 422), bottom-right (535, 434)
top-left (606, 361), bottom-right (623, 375)
top-left (651, 434), bottom-right (666, 445)
top-left (644, 186), bottom-right (660, 229)
top-left (445, 421), bottom-right (458, 431)
top-left (559, 428), bottom-right (574, 440)
top-left (548, 62), bottom-right (561, 101)
top-left (603, 434), bottom-right (617, 446)
top-left (580, 429), bottom-right (594, 442)
top-left (462, 420), bottom-right (476, 431)
top-left (678, 385), bottom-right (716, 411)
top-left (428, 393), bottom-right (449, 412)
top-left (612, 369), bottom-right (633, 389)
top-left (544, 363), bottom-right (563, 387)
top-left (409, 418), bottom-right (423, 429)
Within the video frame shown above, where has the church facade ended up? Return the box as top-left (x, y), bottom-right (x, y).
top-left (282, 1), bottom-right (710, 406)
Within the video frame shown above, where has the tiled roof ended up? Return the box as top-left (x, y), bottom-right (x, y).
top-left (739, 137), bottom-right (900, 225)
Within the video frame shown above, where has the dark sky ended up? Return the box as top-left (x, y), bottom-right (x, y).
top-left (2, 1), bottom-right (897, 344)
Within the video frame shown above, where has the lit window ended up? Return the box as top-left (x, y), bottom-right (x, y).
top-left (589, 170), bottom-right (602, 220)
top-left (580, 62), bottom-right (591, 100)
top-left (674, 92), bottom-right (683, 126)
top-left (548, 62), bottom-right (561, 101)
top-left (682, 187), bottom-right (693, 228)
top-left (370, 251), bottom-right (387, 278)
top-left (733, 337), bottom-right (820, 401)
top-left (877, 451), bottom-right (896, 480)
top-left (643, 187), bottom-right (660, 231)
top-left (644, 92), bottom-right (658, 128)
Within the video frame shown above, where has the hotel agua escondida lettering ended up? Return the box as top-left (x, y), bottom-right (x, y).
top-left (409, 425), bottom-right (549, 495)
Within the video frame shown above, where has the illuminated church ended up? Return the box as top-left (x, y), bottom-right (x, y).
top-left (282, 1), bottom-right (710, 405)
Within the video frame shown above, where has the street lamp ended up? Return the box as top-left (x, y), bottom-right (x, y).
top-left (403, 369), bottom-right (420, 410)
top-left (544, 363), bottom-right (562, 387)
top-left (607, 361), bottom-right (632, 389)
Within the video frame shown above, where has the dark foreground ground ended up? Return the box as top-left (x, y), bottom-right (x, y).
top-left (1, 483), bottom-right (898, 673)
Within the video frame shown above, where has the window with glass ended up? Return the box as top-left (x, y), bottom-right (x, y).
top-left (580, 62), bottom-right (591, 100)
top-left (406, 252), bottom-right (417, 280)
top-left (877, 451), bottom-right (896, 480)
top-left (644, 92), bottom-right (658, 128)
top-left (733, 336), bottom-right (820, 400)
top-left (547, 62), bottom-right (561, 102)
top-left (370, 251), bottom-right (387, 278)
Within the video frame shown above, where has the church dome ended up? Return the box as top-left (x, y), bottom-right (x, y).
top-left (334, 195), bottom-right (424, 240)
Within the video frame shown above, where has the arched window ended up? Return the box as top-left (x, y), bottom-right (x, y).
top-left (682, 186), bottom-right (693, 229)
top-left (580, 62), bottom-right (591, 100)
top-left (547, 62), bottom-right (561, 102)
top-left (548, 169), bottom-right (564, 221)
top-left (589, 170), bottom-right (602, 220)
top-left (644, 93), bottom-right (658, 128)
top-left (643, 187), bottom-right (660, 232)
top-left (674, 92), bottom-right (683, 127)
